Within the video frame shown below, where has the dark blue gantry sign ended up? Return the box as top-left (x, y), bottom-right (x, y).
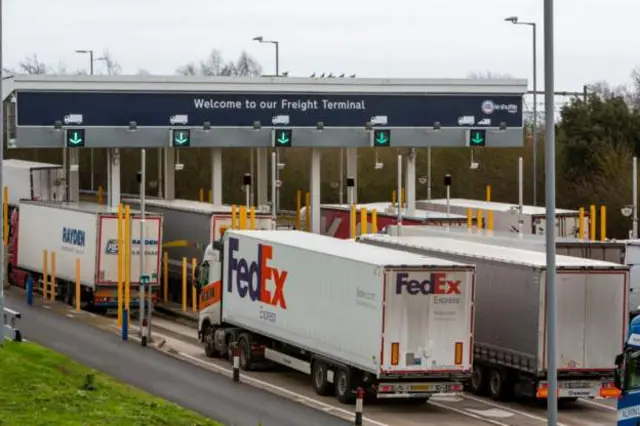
top-left (11, 76), bottom-right (526, 148)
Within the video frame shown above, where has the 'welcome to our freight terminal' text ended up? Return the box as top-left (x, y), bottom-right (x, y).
top-left (193, 98), bottom-right (366, 111)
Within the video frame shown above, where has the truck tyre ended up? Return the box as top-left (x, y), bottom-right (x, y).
top-left (488, 368), bottom-right (511, 401)
top-left (334, 367), bottom-right (355, 404)
top-left (238, 335), bottom-right (253, 371)
top-left (203, 324), bottom-right (219, 358)
top-left (312, 361), bottom-right (334, 396)
top-left (469, 366), bottom-right (488, 395)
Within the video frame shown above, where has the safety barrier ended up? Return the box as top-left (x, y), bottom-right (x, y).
top-left (3, 307), bottom-right (22, 342)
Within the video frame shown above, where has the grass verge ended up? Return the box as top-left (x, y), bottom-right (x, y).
top-left (0, 341), bottom-right (223, 426)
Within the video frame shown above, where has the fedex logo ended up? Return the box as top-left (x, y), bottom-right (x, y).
top-left (227, 237), bottom-right (288, 309)
top-left (396, 272), bottom-right (461, 295)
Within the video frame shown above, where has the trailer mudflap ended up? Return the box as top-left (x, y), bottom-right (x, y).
top-left (376, 381), bottom-right (463, 398)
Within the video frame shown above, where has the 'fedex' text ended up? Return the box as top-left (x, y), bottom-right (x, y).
top-left (396, 272), bottom-right (461, 296)
top-left (227, 237), bottom-right (288, 309)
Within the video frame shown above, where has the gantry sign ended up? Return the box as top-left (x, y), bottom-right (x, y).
top-left (7, 75), bottom-right (527, 148)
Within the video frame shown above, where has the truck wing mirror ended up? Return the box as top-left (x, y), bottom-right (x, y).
top-left (614, 368), bottom-right (622, 390)
top-left (615, 353), bottom-right (624, 367)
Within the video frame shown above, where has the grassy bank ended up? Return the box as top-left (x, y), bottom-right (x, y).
top-left (0, 341), bottom-right (223, 426)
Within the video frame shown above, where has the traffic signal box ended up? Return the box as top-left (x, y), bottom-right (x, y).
top-left (172, 129), bottom-right (191, 147)
top-left (372, 129), bottom-right (391, 147)
top-left (272, 129), bottom-right (292, 147)
top-left (467, 129), bottom-right (486, 147)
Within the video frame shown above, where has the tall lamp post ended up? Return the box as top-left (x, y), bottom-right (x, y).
top-left (504, 16), bottom-right (538, 206)
top-left (75, 50), bottom-right (107, 193)
top-left (253, 36), bottom-right (281, 211)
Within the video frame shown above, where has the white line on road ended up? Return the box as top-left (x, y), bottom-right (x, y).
top-left (577, 398), bottom-right (617, 412)
top-left (178, 352), bottom-right (391, 426)
top-left (427, 400), bottom-right (511, 426)
top-left (463, 393), bottom-right (569, 425)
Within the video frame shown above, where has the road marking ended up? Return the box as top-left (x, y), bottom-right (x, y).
top-left (578, 398), bottom-right (617, 411)
top-left (463, 393), bottom-right (569, 425)
top-left (466, 408), bottom-right (514, 418)
top-left (42, 305), bottom-right (50, 309)
top-left (427, 400), bottom-right (512, 426)
top-left (177, 352), bottom-right (390, 426)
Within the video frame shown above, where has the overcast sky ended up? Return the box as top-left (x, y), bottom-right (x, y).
top-left (5, 0), bottom-right (638, 91)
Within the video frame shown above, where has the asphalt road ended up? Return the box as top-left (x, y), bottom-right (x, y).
top-left (4, 293), bottom-right (350, 426)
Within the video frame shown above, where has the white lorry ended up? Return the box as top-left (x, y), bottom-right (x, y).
top-left (124, 198), bottom-right (275, 302)
top-left (10, 201), bottom-right (163, 312)
top-left (388, 226), bottom-right (640, 319)
top-left (358, 234), bottom-right (628, 402)
top-left (197, 230), bottom-right (476, 403)
top-left (416, 198), bottom-right (584, 237)
top-left (3, 159), bottom-right (65, 207)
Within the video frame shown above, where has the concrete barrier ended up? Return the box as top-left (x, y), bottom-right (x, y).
top-left (3, 307), bottom-right (22, 342)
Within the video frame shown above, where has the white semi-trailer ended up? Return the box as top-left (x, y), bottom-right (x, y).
top-left (358, 234), bottom-right (628, 402)
top-left (197, 230), bottom-right (476, 403)
top-left (10, 201), bottom-right (163, 312)
top-left (124, 198), bottom-right (275, 301)
top-left (3, 159), bottom-right (65, 207)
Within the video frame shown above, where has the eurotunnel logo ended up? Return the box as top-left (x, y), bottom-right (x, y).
top-left (227, 237), bottom-right (288, 310)
top-left (395, 272), bottom-right (461, 296)
top-left (481, 100), bottom-right (519, 115)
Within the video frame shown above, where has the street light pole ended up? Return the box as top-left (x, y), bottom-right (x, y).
top-left (253, 36), bottom-right (281, 211)
top-left (504, 17), bottom-right (538, 206)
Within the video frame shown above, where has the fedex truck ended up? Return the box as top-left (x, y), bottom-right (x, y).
top-left (9, 201), bottom-right (163, 311)
top-left (124, 198), bottom-right (275, 301)
top-left (358, 234), bottom-right (628, 402)
top-left (197, 230), bottom-right (475, 403)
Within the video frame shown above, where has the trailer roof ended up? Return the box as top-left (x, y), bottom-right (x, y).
top-left (360, 234), bottom-right (627, 269)
top-left (226, 230), bottom-right (474, 269)
top-left (321, 203), bottom-right (467, 220)
top-left (20, 200), bottom-right (161, 216)
top-left (422, 198), bottom-right (578, 215)
top-left (4, 159), bottom-right (62, 170)
top-left (123, 198), bottom-right (272, 216)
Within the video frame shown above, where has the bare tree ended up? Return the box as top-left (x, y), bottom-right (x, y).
top-left (100, 50), bottom-right (122, 76)
top-left (176, 49), bottom-right (262, 77)
top-left (136, 68), bottom-right (151, 76)
top-left (467, 71), bottom-right (515, 79)
top-left (18, 54), bottom-right (47, 74)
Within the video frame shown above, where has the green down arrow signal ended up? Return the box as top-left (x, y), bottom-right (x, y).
top-left (277, 131), bottom-right (290, 145)
top-left (375, 132), bottom-right (389, 145)
top-left (68, 131), bottom-right (83, 146)
top-left (173, 130), bottom-right (190, 146)
top-left (471, 133), bottom-right (484, 145)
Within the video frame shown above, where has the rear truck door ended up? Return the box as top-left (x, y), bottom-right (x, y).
top-left (382, 267), bottom-right (474, 375)
top-left (552, 270), bottom-right (626, 397)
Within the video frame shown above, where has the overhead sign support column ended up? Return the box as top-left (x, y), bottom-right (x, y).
top-left (346, 148), bottom-right (358, 204)
top-left (107, 148), bottom-right (121, 209)
top-left (310, 148), bottom-right (321, 234)
top-left (211, 149), bottom-right (222, 205)
top-left (405, 149), bottom-right (416, 215)
top-left (163, 148), bottom-right (175, 200)
top-left (256, 148), bottom-right (269, 207)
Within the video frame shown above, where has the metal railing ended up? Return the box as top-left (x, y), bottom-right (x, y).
top-left (2, 307), bottom-right (22, 342)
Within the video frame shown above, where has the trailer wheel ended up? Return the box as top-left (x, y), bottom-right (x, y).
top-left (488, 368), bottom-right (512, 401)
top-left (469, 366), bottom-right (488, 395)
top-left (238, 334), bottom-right (253, 371)
top-left (312, 361), bottom-right (334, 396)
top-left (334, 367), bottom-right (355, 404)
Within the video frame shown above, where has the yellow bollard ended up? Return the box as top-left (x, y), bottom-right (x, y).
top-left (98, 185), bottom-right (103, 205)
top-left (600, 205), bottom-right (607, 241)
top-left (239, 206), bottom-right (248, 229)
top-left (75, 258), bottom-right (81, 312)
top-left (360, 207), bottom-right (368, 235)
top-left (163, 252), bottom-right (169, 304)
top-left (296, 190), bottom-right (302, 230)
top-left (50, 251), bottom-right (56, 302)
top-left (199, 188), bottom-right (204, 202)
top-left (192, 257), bottom-right (198, 312)
top-left (182, 257), bottom-right (187, 312)
top-left (117, 203), bottom-right (123, 327)
top-left (467, 208), bottom-right (473, 229)
top-left (124, 206), bottom-right (131, 325)
top-left (486, 185), bottom-right (491, 202)
top-left (42, 249), bottom-right (48, 301)
top-left (371, 209), bottom-right (378, 234)
top-left (250, 207), bottom-right (256, 230)
top-left (487, 210), bottom-right (494, 231)
top-left (350, 205), bottom-right (357, 238)
top-left (590, 205), bottom-right (596, 241)
top-left (392, 190), bottom-right (397, 208)
top-left (305, 192), bottom-right (311, 232)
top-left (477, 209), bottom-right (483, 229)
top-left (231, 205), bottom-right (237, 229)
top-left (3, 186), bottom-right (7, 246)
top-left (401, 188), bottom-right (406, 208)
top-left (208, 189), bottom-right (212, 203)
top-left (579, 207), bottom-right (585, 240)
